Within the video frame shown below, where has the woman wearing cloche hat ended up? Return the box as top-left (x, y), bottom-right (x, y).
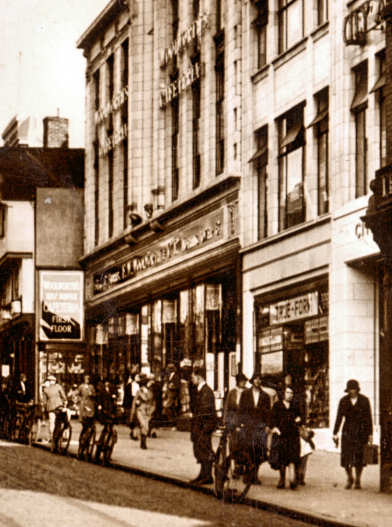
top-left (333, 379), bottom-right (373, 490)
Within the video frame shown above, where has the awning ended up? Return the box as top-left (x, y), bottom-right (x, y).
top-left (248, 145), bottom-right (268, 164)
top-left (307, 108), bottom-right (328, 128)
top-left (281, 122), bottom-right (303, 149)
top-left (370, 72), bottom-right (386, 94)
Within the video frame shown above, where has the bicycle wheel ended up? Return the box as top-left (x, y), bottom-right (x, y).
top-left (213, 443), bottom-right (231, 499)
top-left (87, 427), bottom-right (96, 461)
top-left (222, 452), bottom-right (252, 503)
top-left (28, 420), bottom-right (38, 446)
top-left (58, 424), bottom-right (72, 454)
top-left (103, 428), bottom-right (117, 465)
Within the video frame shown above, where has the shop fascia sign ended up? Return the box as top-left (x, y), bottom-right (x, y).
top-left (93, 210), bottom-right (223, 295)
top-left (269, 292), bottom-right (319, 326)
top-left (94, 85), bottom-right (128, 125)
top-left (343, 0), bottom-right (385, 46)
top-left (159, 13), bottom-right (209, 69)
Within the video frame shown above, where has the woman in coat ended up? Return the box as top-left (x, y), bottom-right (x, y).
top-left (270, 386), bottom-right (302, 489)
top-left (333, 379), bottom-right (373, 489)
top-left (131, 374), bottom-right (156, 450)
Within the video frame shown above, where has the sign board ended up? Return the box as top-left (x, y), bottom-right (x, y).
top-left (269, 292), bottom-right (319, 325)
top-left (39, 270), bottom-right (84, 341)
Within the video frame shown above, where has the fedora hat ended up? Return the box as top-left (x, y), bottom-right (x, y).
top-left (345, 379), bottom-right (360, 392)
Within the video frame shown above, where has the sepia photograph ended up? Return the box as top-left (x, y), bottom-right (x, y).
top-left (0, 0), bottom-right (390, 526)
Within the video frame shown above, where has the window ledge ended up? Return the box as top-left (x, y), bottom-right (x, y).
top-left (240, 214), bottom-right (331, 255)
top-left (311, 21), bottom-right (329, 42)
top-left (251, 64), bottom-right (270, 84)
top-left (272, 37), bottom-right (308, 71)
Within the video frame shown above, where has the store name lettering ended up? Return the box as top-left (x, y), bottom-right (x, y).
top-left (270, 293), bottom-right (319, 325)
top-left (343, 0), bottom-right (385, 46)
top-left (94, 217), bottom-right (222, 295)
top-left (99, 123), bottom-right (128, 157)
top-left (94, 85), bottom-right (128, 125)
top-left (160, 13), bottom-right (209, 68)
top-left (160, 62), bottom-right (202, 108)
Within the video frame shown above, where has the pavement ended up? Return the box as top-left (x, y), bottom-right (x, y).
top-left (35, 420), bottom-right (389, 527)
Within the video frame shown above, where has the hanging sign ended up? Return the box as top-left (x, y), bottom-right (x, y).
top-left (343, 0), bottom-right (385, 46)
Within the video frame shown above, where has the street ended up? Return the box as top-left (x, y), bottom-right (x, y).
top-left (0, 441), bottom-right (310, 527)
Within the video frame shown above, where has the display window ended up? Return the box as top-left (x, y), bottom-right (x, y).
top-left (255, 284), bottom-right (329, 428)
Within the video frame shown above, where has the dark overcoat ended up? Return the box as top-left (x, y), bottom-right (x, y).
top-left (270, 399), bottom-right (301, 467)
top-left (237, 387), bottom-right (271, 466)
top-left (190, 383), bottom-right (217, 464)
top-left (333, 393), bottom-right (373, 468)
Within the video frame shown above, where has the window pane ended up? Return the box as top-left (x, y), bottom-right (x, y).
top-left (318, 131), bottom-right (329, 214)
top-left (286, 147), bottom-right (303, 227)
top-left (258, 165), bottom-right (268, 239)
top-left (380, 94), bottom-right (387, 167)
top-left (287, 1), bottom-right (303, 49)
top-left (355, 110), bottom-right (367, 197)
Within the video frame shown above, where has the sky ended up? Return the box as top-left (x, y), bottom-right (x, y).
top-left (0, 0), bottom-right (109, 147)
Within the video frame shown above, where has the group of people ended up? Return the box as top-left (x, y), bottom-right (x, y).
top-left (189, 370), bottom-right (373, 491)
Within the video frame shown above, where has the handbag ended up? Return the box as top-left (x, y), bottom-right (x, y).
top-left (268, 433), bottom-right (281, 470)
top-left (363, 443), bottom-right (378, 465)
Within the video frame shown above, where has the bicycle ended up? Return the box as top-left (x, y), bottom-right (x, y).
top-left (212, 424), bottom-right (254, 503)
top-left (14, 401), bottom-right (38, 445)
top-left (51, 406), bottom-right (72, 454)
top-left (77, 417), bottom-right (96, 461)
top-left (94, 415), bottom-right (118, 466)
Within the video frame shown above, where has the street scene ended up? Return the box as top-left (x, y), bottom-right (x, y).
top-left (2, 0), bottom-right (392, 526)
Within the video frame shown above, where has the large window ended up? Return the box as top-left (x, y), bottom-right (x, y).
top-left (278, 104), bottom-right (305, 230)
top-left (171, 95), bottom-right (179, 201)
top-left (192, 78), bottom-right (201, 189)
top-left (216, 48), bottom-right (225, 176)
top-left (309, 88), bottom-right (329, 215)
top-left (351, 62), bottom-right (368, 198)
top-left (93, 69), bottom-right (100, 246)
top-left (278, 0), bottom-right (303, 54)
top-left (250, 126), bottom-right (268, 239)
top-left (253, 1), bottom-right (268, 69)
top-left (121, 40), bottom-right (129, 230)
top-left (371, 52), bottom-right (386, 168)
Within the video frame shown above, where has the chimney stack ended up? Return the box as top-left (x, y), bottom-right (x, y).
top-left (43, 116), bottom-right (69, 148)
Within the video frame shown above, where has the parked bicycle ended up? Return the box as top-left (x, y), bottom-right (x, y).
top-left (213, 423), bottom-right (254, 503)
top-left (78, 417), bottom-right (96, 461)
top-left (14, 401), bottom-right (38, 445)
top-left (51, 405), bottom-right (72, 454)
top-left (94, 415), bottom-right (118, 466)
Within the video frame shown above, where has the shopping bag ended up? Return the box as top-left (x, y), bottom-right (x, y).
top-left (363, 444), bottom-right (378, 465)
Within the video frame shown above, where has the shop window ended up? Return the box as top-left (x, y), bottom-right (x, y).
top-left (277, 103), bottom-right (305, 231)
top-left (351, 61), bottom-right (368, 198)
top-left (278, 0), bottom-right (304, 54)
top-left (308, 88), bottom-right (329, 215)
top-left (252, 0), bottom-right (268, 70)
top-left (371, 52), bottom-right (386, 168)
top-left (316, 0), bottom-right (328, 26)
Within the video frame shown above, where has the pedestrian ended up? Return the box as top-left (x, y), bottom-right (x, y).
top-left (77, 374), bottom-right (96, 438)
top-left (162, 362), bottom-right (180, 424)
top-left (223, 372), bottom-right (248, 429)
top-left (237, 372), bottom-right (271, 485)
top-left (123, 374), bottom-right (137, 439)
top-left (15, 373), bottom-right (30, 403)
top-left (189, 366), bottom-right (216, 485)
top-left (130, 374), bottom-right (155, 450)
top-left (297, 425), bottom-right (315, 485)
top-left (333, 379), bottom-right (373, 490)
top-left (43, 375), bottom-right (67, 439)
top-left (270, 386), bottom-right (302, 489)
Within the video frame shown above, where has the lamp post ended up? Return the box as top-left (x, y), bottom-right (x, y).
top-left (363, 0), bottom-right (392, 493)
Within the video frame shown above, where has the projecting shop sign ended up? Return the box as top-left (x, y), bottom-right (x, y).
top-left (269, 292), bottom-right (319, 325)
top-left (39, 270), bottom-right (84, 341)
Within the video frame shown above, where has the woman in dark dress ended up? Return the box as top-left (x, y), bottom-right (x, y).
top-left (333, 379), bottom-right (373, 489)
top-left (270, 386), bottom-right (302, 489)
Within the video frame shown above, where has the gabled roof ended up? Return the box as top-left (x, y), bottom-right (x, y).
top-left (0, 146), bottom-right (84, 200)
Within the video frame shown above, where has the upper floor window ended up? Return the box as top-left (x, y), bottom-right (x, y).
top-left (371, 51), bottom-right (386, 168)
top-left (250, 125), bottom-right (268, 239)
top-left (216, 0), bottom-right (224, 32)
top-left (171, 95), bottom-right (180, 201)
top-left (316, 0), bottom-right (328, 26)
top-left (121, 38), bottom-right (129, 89)
top-left (253, 1), bottom-right (268, 70)
top-left (216, 50), bottom-right (225, 175)
top-left (278, 0), bottom-right (304, 54)
top-left (309, 88), bottom-right (329, 215)
top-left (192, 79), bottom-right (201, 189)
top-left (171, 0), bottom-right (179, 40)
top-left (0, 204), bottom-right (6, 238)
top-left (93, 69), bottom-right (100, 111)
top-left (278, 104), bottom-right (305, 230)
top-left (351, 62), bottom-right (368, 198)
top-left (193, 0), bottom-right (200, 19)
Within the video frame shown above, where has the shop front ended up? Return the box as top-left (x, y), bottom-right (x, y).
top-left (255, 281), bottom-right (329, 428)
top-left (83, 182), bottom-right (241, 402)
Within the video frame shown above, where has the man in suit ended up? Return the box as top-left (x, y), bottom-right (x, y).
top-left (189, 366), bottom-right (217, 485)
top-left (15, 373), bottom-right (30, 403)
top-left (238, 372), bottom-right (271, 484)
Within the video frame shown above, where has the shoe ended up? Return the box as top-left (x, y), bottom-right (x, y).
top-left (345, 481), bottom-right (353, 489)
top-left (354, 481), bottom-right (361, 489)
top-left (151, 432), bottom-right (157, 438)
top-left (290, 481), bottom-right (298, 490)
top-left (197, 476), bottom-right (213, 485)
top-left (277, 479), bottom-right (285, 489)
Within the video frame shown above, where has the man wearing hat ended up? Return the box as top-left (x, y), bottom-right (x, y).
top-left (43, 375), bottom-right (67, 439)
top-left (333, 379), bottom-right (373, 489)
top-left (237, 372), bottom-right (271, 484)
top-left (189, 366), bottom-right (217, 485)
